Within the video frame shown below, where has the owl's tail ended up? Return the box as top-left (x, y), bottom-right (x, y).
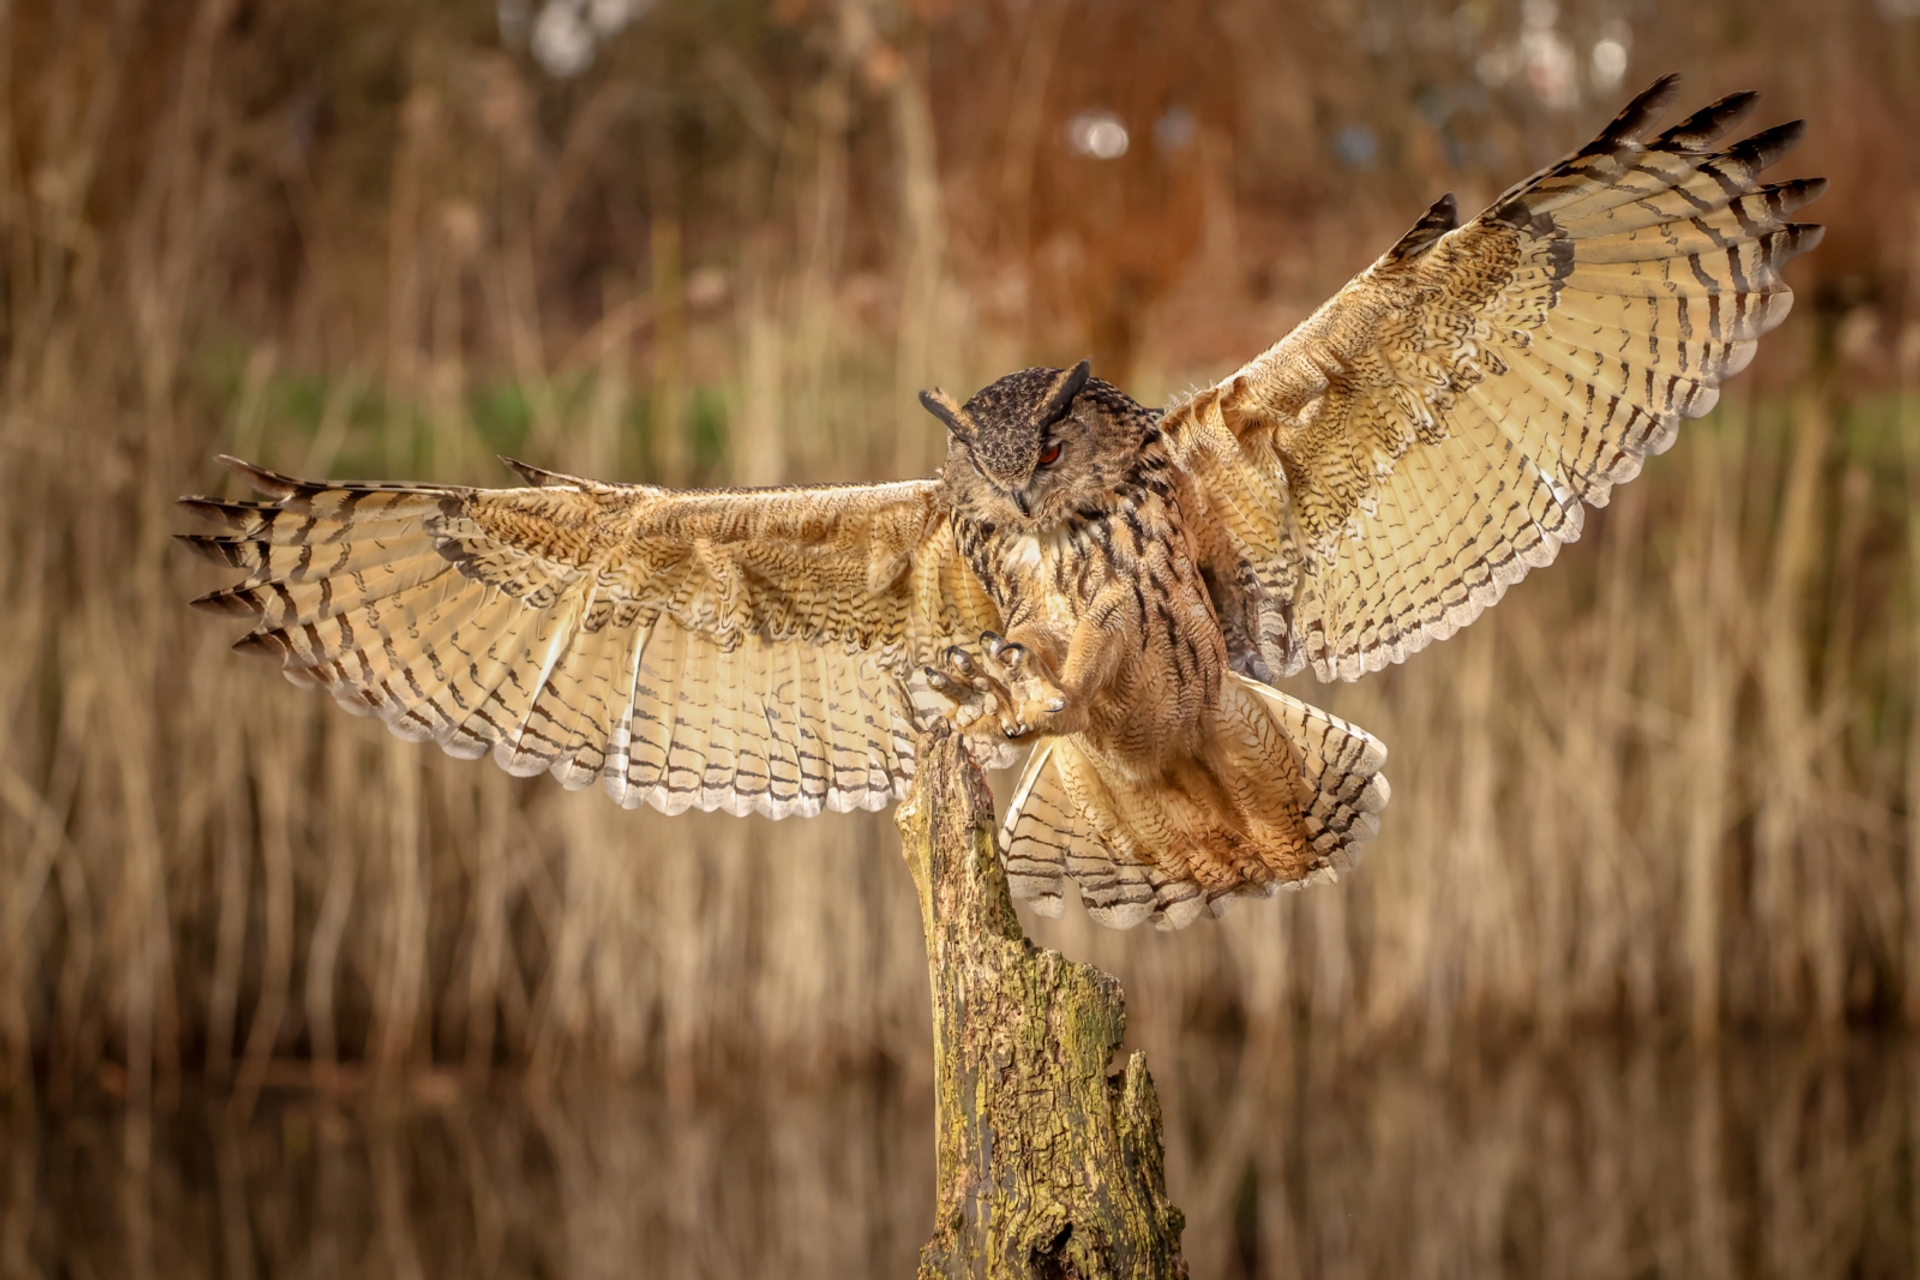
top-left (999, 675), bottom-right (1390, 930)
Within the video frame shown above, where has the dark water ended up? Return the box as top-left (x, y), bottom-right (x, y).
top-left (6, 1036), bottom-right (1915, 1279)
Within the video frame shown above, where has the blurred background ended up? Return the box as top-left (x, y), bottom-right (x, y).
top-left (3, 0), bottom-right (1920, 1275)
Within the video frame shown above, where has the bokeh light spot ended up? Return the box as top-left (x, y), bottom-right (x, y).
top-left (1067, 110), bottom-right (1131, 160)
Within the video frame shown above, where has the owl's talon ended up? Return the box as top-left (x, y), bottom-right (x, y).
top-left (924, 635), bottom-right (1070, 742)
top-left (981, 630), bottom-right (1031, 675)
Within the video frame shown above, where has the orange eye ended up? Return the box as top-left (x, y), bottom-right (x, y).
top-left (1037, 440), bottom-right (1063, 468)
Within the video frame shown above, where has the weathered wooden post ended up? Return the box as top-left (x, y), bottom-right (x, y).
top-left (896, 724), bottom-right (1187, 1280)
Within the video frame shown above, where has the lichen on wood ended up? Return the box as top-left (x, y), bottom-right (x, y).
top-left (897, 724), bottom-right (1187, 1280)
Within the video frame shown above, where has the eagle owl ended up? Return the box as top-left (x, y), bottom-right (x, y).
top-left (183, 79), bottom-right (1821, 930)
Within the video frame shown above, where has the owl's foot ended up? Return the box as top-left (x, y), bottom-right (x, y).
top-left (924, 631), bottom-right (1069, 742)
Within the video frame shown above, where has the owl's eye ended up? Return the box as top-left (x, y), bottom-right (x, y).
top-left (1036, 440), bottom-right (1063, 469)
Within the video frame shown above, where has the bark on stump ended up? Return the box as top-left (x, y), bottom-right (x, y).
top-left (897, 724), bottom-right (1187, 1280)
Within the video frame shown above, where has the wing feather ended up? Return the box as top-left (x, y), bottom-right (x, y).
top-left (180, 461), bottom-right (998, 816)
top-left (1166, 77), bottom-right (1820, 682)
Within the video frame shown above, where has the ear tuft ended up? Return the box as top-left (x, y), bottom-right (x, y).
top-left (1039, 359), bottom-right (1092, 425)
top-left (919, 388), bottom-right (974, 440)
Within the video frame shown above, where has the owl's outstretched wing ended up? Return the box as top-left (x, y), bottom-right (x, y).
top-left (180, 459), bottom-right (1000, 817)
top-left (1166, 76), bottom-right (1822, 683)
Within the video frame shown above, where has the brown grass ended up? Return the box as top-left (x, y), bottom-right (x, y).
top-left (2, 0), bottom-right (1919, 1102)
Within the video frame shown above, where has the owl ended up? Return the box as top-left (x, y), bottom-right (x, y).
top-left (183, 78), bottom-right (1820, 930)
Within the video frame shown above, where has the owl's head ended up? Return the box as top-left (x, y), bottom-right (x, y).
top-left (922, 361), bottom-right (1156, 528)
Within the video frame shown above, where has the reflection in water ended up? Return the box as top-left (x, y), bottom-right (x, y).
top-left (6, 1037), bottom-right (1914, 1278)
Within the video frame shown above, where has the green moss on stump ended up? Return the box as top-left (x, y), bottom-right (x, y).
top-left (898, 726), bottom-right (1187, 1280)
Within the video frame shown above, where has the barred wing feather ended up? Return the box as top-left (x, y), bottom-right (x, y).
top-left (180, 460), bottom-right (1001, 817)
top-left (997, 676), bottom-right (1389, 931)
top-left (1167, 75), bottom-right (1822, 683)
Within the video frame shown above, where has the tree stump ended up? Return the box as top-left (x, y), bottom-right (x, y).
top-left (896, 724), bottom-right (1187, 1280)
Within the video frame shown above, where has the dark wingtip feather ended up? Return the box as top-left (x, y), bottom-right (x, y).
top-left (231, 630), bottom-right (289, 660)
top-left (174, 532), bottom-right (250, 567)
top-left (1729, 119), bottom-right (1806, 171)
top-left (177, 495), bottom-right (268, 528)
top-left (1653, 90), bottom-right (1759, 152)
top-left (1767, 176), bottom-right (1828, 218)
top-left (176, 498), bottom-right (234, 521)
top-left (500, 456), bottom-right (565, 487)
top-left (1600, 74), bottom-right (1683, 143)
top-left (218, 455), bottom-right (302, 500)
top-left (1387, 193), bottom-right (1459, 261)
top-left (1783, 222), bottom-right (1826, 260)
top-left (190, 586), bottom-right (264, 618)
